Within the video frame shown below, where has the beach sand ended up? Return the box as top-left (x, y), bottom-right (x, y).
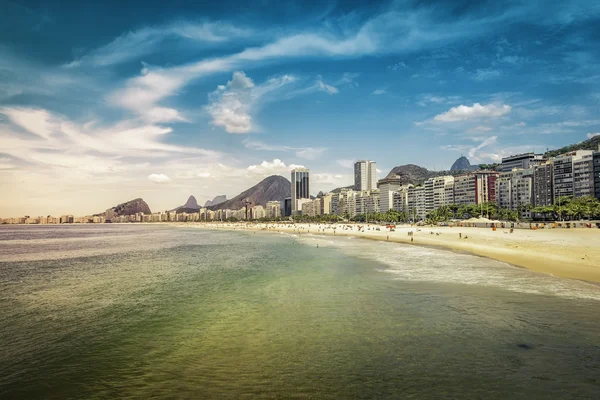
top-left (189, 222), bottom-right (600, 283)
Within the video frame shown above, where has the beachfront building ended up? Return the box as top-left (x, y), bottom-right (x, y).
top-left (407, 185), bottom-right (426, 221)
top-left (320, 194), bottom-right (332, 215)
top-left (432, 176), bottom-right (455, 209)
top-left (377, 175), bottom-right (403, 213)
top-left (594, 150), bottom-right (600, 200)
top-left (354, 160), bottom-right (377, 191)
top-left (454, 171), bottom-right (499, 205)
top-left (533, 161), bottom-right (554, 207)
top-left (266, 201), bottom-right (281, 219)
top-left (495, 168), bottom-right (534, 218)
top-left (552, 150), bottom-right (593, 201)
top-left (392, 185), bottom-right (411, 214)
top-left (573, 153), bottom-right (595, 198)
top-left (291, 167), bottom-right (310, 214)
top-left (498, 153), bottom-right (544, 173)
top-left (252, 205), bottom-right (266, 220)
top-left (424, 178), bottom-right (434, 215)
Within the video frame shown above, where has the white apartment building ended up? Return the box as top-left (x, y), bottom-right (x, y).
top-left (320, 194), bottom-right (332, 215)
top-left (573, 153), bottom-right (595, 198)
top-left (392, 185), bottom-right (411, 214)
top-left (377, 175), bottom-right (403, 213)
top-left (354, 160), bottom-right (377, 191)
top-left (495, 168), bottom-right (534, 218)
top-left (431, 176), bottom-right (455, 209)
top-left (499, 153), bottom-right (544, 172)
top-left (407, 185), bottom-right (426, 221)
top-left (252, 205), bottom-right (266, 219)
top-left (266, 201), bottom-right (281, 219)
top-left (552, 150), bottom-right (593, 201)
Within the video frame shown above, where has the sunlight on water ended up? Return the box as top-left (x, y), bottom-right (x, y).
top-left (1, 225), bottom-right (599, 399)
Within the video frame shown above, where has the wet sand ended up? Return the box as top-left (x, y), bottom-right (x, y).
top-left (189, 222), bottom-right (600, 283)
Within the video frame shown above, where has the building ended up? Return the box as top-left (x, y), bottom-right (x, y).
top-left (283, 198), bottom-right (292, 217)
top-left (354, 160), bottom-right (377, 191)
top-left (291, 168), bottom-right (310, 214)
top-left (266, 201), bottom-right (281, 219)
top-left (573, 153), bottom-right (595, 198)
top-left (377, 175), bottom-right (403, 213)
top-left (594, 150), bottom-right (600, 200)
top-left (552, 150), bottom-right (593, 201)
top-left (392, 185), bottom-right (411, 214)
top-left (498, 153), bottom-right (544, 173)
top-left (252, 205), bottom-right (266, 219)
top-left (495, 168), bottom-right (534, 218)
top-left (432, 176), bottom-right (454, 210)
top-left (407, 185), bottom-right (426, 221)
top-left (301, 198), bottom-right (321, 217)
top-left (296, 198), bottom-right (312, 215)
top-left (533, 162), bottom-right (554, 207)
top-left (320, 194), bottom-right (332, 215)
top-left (454, 171), bottom-right (499, 205)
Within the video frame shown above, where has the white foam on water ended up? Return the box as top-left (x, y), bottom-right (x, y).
top-left (296, 234), bottom-right (600, 301)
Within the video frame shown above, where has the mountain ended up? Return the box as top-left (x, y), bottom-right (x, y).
top-left (106, 198), bottom-right (151, 216)
top-left (450, 156), bottom-right (471, 171)
top-left (204, 195), bottom-right (227, 207)
top-left (210, 175), bottom-right (290, 210)
top-left (545, 134), bottom-right (600, 158)
top-left (173, 195), bottom-right (201, 213)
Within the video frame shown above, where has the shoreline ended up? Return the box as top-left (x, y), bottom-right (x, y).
top-left (185, 222), bottom-right (600, 284)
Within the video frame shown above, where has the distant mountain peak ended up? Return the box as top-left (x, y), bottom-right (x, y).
top-left (205, 195), bottom-right (227, 207)
top-left (183, 195), bottom-right (199, 209)
top-left (210, 175), bottom-right (290, 211)
top-left (450, 156), bottom-right (471, 171)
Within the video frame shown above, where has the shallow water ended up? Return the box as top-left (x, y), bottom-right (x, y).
top-left (1, 224), bottom-right (599, 399)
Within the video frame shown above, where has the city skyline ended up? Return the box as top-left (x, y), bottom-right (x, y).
top-left (1, 0), bottom-right (600, 216)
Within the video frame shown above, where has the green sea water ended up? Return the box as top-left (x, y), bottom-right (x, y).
top-left (0, 225), bottom-right (599, 399)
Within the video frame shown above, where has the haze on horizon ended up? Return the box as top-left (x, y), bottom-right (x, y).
top-left (1, 0), bottom-right (599, 216)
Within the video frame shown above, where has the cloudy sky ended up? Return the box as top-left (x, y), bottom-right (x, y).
top-left (1, 0), bottom-right (599, 216)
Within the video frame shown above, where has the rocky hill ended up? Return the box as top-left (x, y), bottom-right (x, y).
top-left (173, 195), bottom-right (201, 213)
top-left (107, 198), bottom-right (151, 216)
top-left (205, 195), bottom-right (227, 207)
top-left (545, 135), bottom-right (600, 158)
top-left (210, 175), bottom-right (290, 210)
top-left (450, 156), bottom-right (473, 171)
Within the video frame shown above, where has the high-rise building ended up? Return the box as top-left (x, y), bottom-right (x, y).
top-left (498, 153), bottom-right (544, 173)
top-left (377, 175), bottom-right (403, 213)
top-left (495, 168), bottom-right (534, 218)
top-left (320, 194), bottom-right (332, 215)
top-left (573, 153), bottom-right (595, 198)
top-left (533, 162), bottom-right (554, 207)
top-left (594, 151), bottom-right (600, 200)
top-left (266, 201), bottom-right (281, 219)
top-left (432, 176), bottom-right (455, 210)
top-left (454, 171), bottom-right (499, 205)
top-left (392, 185), bottom-right (411, 215)
top-left (407, 185), bottom-right (426, 221)
top-left (552, 150), bottom-right (593, 201)
top-left (291, 168), bottom-right (310, 213)
top-left (354, 160), bottom-right (377, 191)
top-left (283, 198), bottom-right (292, 217)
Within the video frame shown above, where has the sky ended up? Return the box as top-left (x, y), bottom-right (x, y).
top-left (1, 0), bottom-right (600, 216)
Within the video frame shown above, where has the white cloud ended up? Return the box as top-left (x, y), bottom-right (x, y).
top-left (316, 79), bottom-right (339, 94)
top-left (246, 159), bottom-right (304, 176)
top-left (473, 68), bottom-right (501, 81)
top-left (371, 89), bottom-right (386, 95)
top-left (242, 138), bottom-right (326, 159)
top-left (148, 173), bottom-right (171, 183)
top-left (469, 125), bottom-right (493, 133)
top-left (434, 103), bottom-right (512, 122)
top-left (336, 159), bottom-right (354, 168)
top-left (206, 71), bottom-right (295, 133)
top-left (388, 62), bottom-right (407, 70)
top-left (65, 21), bottom-right (252, 68)
top-left (1, 108), bottom-right (56, 139)
top-left (295, 147), bottom-right (326, 160)
top-left (588, 132), bottom-right (600, 139)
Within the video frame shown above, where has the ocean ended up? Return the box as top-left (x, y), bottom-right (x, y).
top-left (0, 224), bottom-right (599, 399)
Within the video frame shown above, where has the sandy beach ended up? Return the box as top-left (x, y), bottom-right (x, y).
top-left (189, 222), bottom-right (600, 283)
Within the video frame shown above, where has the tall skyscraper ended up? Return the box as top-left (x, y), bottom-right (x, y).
top-left (354, 160), bottom-right (377, 191)
top-left (291, 168), bottom-right (310, 213)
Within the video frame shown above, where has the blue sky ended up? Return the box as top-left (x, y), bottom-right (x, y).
top-left (1, 0), bottom-right (600, 215)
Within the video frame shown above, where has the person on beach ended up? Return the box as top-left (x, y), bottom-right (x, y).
top-left (459, 233), bottom-right (462, 239)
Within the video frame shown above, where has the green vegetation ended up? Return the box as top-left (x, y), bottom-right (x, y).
top-left (478, 163), bottom-right (500, 171)
top-left (425, 203), bottom-right (519, 224)
top-left (544, 136), bottom-right (600, 158)
top-left (531, 196), bottom-right (600, 221)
